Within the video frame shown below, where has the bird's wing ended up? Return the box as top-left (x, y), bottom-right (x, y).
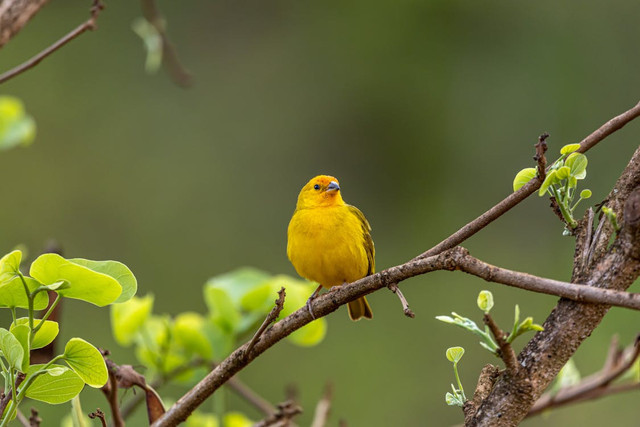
top-left (348, 205), bottom-right (375, 275)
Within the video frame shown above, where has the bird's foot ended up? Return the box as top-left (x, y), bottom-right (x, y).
top-left (306, 284), bottom-right (324, 320)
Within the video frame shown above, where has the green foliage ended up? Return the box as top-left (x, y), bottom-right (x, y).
top-left (0, 96), bottom-right (36, 151)
top-left (110, 268), bottom-right (327, 383)
top-left (0, 249), bottom-right (136, 424)
top-left (132, 18), bottom-right (163, 74)
top-left (437, 291), bottom-right (543, 357)
top-left (444, 347), bottom-right (466, 407)
top-left (602, 206), bottom-right (621, 233)
top-left (513, 143), bottom-right (592, 230)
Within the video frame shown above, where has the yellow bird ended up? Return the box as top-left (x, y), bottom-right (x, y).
top-left (287, 175), bottom-right (374, 321)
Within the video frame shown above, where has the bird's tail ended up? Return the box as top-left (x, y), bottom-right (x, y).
top-left (347, 296), bottom-right (373, 321)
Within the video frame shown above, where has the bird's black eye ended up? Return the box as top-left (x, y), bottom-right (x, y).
top-left (313, 184), bottom-right (320, 190)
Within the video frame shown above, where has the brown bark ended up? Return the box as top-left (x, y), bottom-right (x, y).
top-left (468, 146), bottom-right (640, 426)
top-left (0, 0), bottom-right (49, 48)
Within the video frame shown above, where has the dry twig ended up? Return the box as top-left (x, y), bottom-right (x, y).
top-left (0, 0), bottom-right (105, 85)
top-left (483, 314), bottom-right (519, 375)
top-left (387, 283), bottom-right (415, 318)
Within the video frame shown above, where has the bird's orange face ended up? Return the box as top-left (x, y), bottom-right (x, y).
top-left (296, 175), bottom-right (345, 209)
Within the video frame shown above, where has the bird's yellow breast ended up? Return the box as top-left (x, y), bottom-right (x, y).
top-left (287, 205), bottom-right (369, 289)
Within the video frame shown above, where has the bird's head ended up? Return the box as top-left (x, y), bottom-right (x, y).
top-left (296, 175), bottom-right (345, 209)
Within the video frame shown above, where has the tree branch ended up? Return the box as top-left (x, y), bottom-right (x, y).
top-left (0, 0), bottom-right (104, 85)
top-left (483, 314), bottom-right (519, 375)
top-left (416, 101), bottom-right (640, 261)
top-left (0, 0), bottom-right (49, 48)
top-left (152, 102), bottom-right (640, 426)
top-left (469, 145), bottom-right (640, 425)
top-left (527, 334), bottom-right (640, 417)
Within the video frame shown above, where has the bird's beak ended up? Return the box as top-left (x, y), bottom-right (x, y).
top-left (327, 181), bottom-right (340, 192)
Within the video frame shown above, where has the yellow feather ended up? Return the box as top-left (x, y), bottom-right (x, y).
top-left (287, 175), bottom-right (374, 321)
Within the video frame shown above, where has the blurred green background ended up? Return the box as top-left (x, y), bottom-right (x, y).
top-left (2, 0), bottom-right (640, 425)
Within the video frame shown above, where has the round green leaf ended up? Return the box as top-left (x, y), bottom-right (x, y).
top-left (206, 287), bottom-right (241, 334)
top-left (512, 168), bottom-right (537, 192)
top-left (111, 294), bottom-right (154, 346)
top-left (205, 268), bottom-right (272, 305)
top-left (477, 290), bottom-right (494, 312)
top-left (580, 189), bottom-right (592, 199)
top-left (565, 152), bottom-right (588, 179)
top-left (30, 254), bottom-right (122, 306)
top-left (173, 312), bottom-right (214, 359)
top-left (0, 276), bottom-right (49, 310)
top-left (24, 364), bottom-right (84, 404)
top-left (270, 275), bottom-right (327, 347)
top-left (446, 346), bottom-right (465, 363)
top-left (0, 250), bottom-right (22, 282)
top-left (223, 412), bottom-right (253, 427)
top-left (0, 96), bottom-right (36, 150)
top-left (69, 258), bottom-right (137, 303)
top-left (11, 318), bottom-right (59, 349)
top-left (560, 143), bottom-right (581, 155)
top-left (0, 328), bottom-right (24, 370)
top-left (63, 338), bottom-right (108, 388)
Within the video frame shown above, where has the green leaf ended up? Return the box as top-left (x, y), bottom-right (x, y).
top-left (512, 168), bottom-right (537, 192)
top-left (10, 324), bottom-right (30, 372)
top-left (11, 318), bottom-right (59, 349)
top-left (555, 166), bottom-right (571, 180)
top-left (69, 258), bottom-right (137, 303)
top-left (560, 143), bottom-right (581, 155)
top-left (205, 268), bottom-right (272, 305)
top-left (270, 275), bottom-right (327, 347)
top-left (446, 346), bottom-right (465, 363)
top-left (30, 254), bottom-right (122, 306)
top-left (24, 364), bottom-right (84, 404)
top-left (445, 391), bottom-right (462, 406)
top-left (0, 96), bottom-right (36, 150)
top-left (223, 412), bottom-right (253, 427)
top-left (111, 294), bottom-right (154, 346)
top-left (580, 189), bottom-right (592, 199)
top-left (185, 412), bottom-right (220, 427)
top-left (173, 312), bottom-right (214, 359)
top-left (206, 287), bottom-right (241, 334)
top-left (132, 18), bottom-right (163, 73)
top-left (538, 170), bottom-right (557, 196)
top-left (565, 152), bottom-right (588, 179)
top-left (63, 338), bottom-right (108, 387)
top-left (477, 290), bottom-right (494, 313)
top-left (0, 327), bottom-right (24, 370)
top-left (0, 250), bottom-right (22, 283)
top-left (0, 276), bottom-right (49, 310)
top-left (551, 358), bottom-right (581, 394)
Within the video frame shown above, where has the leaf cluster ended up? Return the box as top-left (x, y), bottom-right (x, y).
top-left (0, 250), bottom-right (136, 424)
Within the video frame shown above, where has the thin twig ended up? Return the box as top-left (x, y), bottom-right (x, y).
top-left (28, 408), bottom-right (42, 427)
top-left (140, 0), bottom-right (193, 87)
top-left (246, 288), bottom-right (286, 356)
top-left (102, 359), bottom-right (124, 427)
top-left (527, 334), bottom-right (640, 417)
top-left (253, 400), bottom-right (303, 427)
top-left (483, 314), bottom-right (519, 375)
top-left (0, 0), bottom-right (105, 85)
top-left (534, 132), bottom-right (549, 178)
top-left (89, 409), bottom-right (108, 427)
top-left (310, 383), bottom-right (333, 427)
top-left (415, 101), bottom-right (640, 261)
top-left (387, 283), bottom-right (415, 318)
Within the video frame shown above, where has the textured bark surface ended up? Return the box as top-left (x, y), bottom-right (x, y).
top-left (0, 0), bottom-right (49, 48)
top-left (469, 146), bottom-right (640, 426)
